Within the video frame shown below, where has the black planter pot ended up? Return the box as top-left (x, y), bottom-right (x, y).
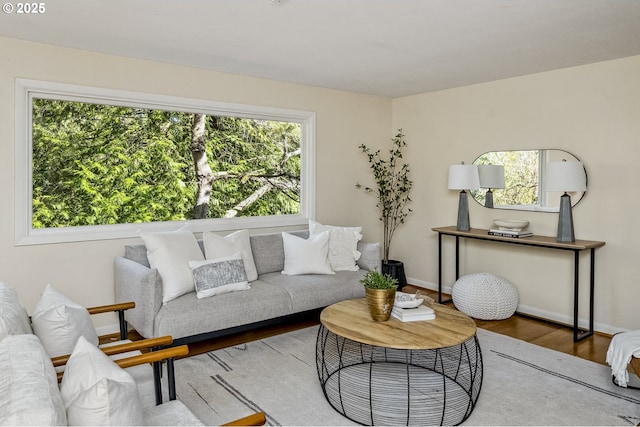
top-left (381, 260), bottom-right (407, 291)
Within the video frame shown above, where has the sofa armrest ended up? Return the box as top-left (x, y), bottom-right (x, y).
top-left (114, 256), bottom-right (162, 339)
top-left (51, 335), bottom-right (174, 368)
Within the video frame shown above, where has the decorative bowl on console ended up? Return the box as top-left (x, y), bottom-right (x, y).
top-left (493, 219), bottom-right (529, 231)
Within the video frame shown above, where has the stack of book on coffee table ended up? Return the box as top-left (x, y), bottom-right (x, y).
top-left (391, 304), bottom-right (436, 322)
top-left (488, 228), bottom-right (533, 238)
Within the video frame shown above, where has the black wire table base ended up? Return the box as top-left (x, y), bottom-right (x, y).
top-left (316, 325), bottom-right (483, 426)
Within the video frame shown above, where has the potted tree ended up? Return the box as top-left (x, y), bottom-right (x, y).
top-left (360, 270), bottom-right (398, 321)
top-left (356, 129), bottom-right (413, 290)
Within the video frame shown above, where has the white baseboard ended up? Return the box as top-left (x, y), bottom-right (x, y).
top-left (515, 304), bottom-right (622, 336)
top-left (407, 276), bottom-right (622, 336)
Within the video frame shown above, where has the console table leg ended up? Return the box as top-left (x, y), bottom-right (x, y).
top-left (588, 248), bottom-right (595, 338)
top-left (455, 236), bottom-right (460, 281)
top-left (573, 251), bottom-right (594, 342)
top-left (438, 233), bottom-right (443, 303)
top-left (573, 251), bottom-right (580, 342)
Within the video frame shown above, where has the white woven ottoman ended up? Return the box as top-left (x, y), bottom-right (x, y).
top-left (452, 273), bottom-right (518, 320)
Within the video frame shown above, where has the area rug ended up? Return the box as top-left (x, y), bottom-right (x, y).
top-left (174, 326), bottom-right (640, 426)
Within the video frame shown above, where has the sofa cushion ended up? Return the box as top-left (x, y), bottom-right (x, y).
top-left (141, 229), bottom-right (205, 304)
top-left (124, 244), bottom-right (152, 268)
top-left (153, 281), bottom-right (293, 339)
top-left (189, 255), bottom-right (249, 299)
top-left (0, 334), bottom-right (67, 426)
top-left (309, 220), bottom-right (362, 271)
top-left (203, 229), bottom-right (258, 282)
top-left (61, 336), bottom-right (144, 426)
top-left (0, 282), bottom-right (33, 339)
top-left (281, 231), bottom-right (334, 275)
top-left (250, 230), bottom-right (308, 276)
top-left (31, 284), bottom-right (99, 358)
top-left (259, 270), bottom-right (367, 312)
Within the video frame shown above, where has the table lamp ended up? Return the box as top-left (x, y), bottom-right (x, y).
top-left (448, 163), bottom-right (480, 231)
top-left (544, 160), bottom-right (587, 242)
top-left (478, 164), bottom-right (505, 208)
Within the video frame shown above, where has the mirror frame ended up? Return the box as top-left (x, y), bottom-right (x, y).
top-left (471, 149), bottom-right (587, 212)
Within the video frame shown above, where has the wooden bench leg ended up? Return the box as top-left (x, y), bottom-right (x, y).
top-left (630, 357), bottom-right (640, 378)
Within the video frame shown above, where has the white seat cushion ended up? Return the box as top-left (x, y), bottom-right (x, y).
top-left (0, 282), bottom-right (33, 340)
top-left (0, 334), bottom-right (67, 426)
top-left (143, 400), bottom-right (204, 426)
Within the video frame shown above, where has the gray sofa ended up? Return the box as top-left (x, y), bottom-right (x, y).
top-left (114, 230), bottom-right (380, 346)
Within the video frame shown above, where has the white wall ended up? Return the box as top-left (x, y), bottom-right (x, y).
top-left (392, 55), bottom-right (640, 333)
top-left (0, 36), bottom-right (391, 329)
top-left (2, 35), bottom-right (638, 334)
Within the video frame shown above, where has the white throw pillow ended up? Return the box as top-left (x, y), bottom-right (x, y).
top-left (60, 336), bottom-right (144, 426)
top-left (31, 284), bottom-right (99, 358)
top-left (141, 229), bottom-right (205, 304)
top-left (0, 334), bottom-right (67, 426)
top-left (189, 254), bottom-right (250, 299)
top-left (281, 231), bottom-right (334, 275)
top-left (0, 282), bottom-right (33, 337)
top-left (202, 229), bottom-right (258, 282)
top-left (309, 220), bottom-right (362, 271)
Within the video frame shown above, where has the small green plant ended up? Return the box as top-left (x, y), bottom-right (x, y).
top-left (360, 270), bottom-right (398, 290)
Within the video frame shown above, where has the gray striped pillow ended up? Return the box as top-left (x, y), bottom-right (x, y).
top-left (189, 254), bottom-right (249, 299)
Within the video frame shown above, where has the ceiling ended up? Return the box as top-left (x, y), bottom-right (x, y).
top-left (1, 0), bottom-right (640, 97)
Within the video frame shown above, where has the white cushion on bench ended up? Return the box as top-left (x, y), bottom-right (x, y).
top-left (0, 282), bottom-right (33, 339)
top-left (0, 334), bottom-right (67, 426)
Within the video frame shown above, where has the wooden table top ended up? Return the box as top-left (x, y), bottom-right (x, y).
top-left (320, 298), bottom-right (477, 350)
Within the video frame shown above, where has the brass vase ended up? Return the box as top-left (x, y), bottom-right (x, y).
top-left (365, 288), bottom-right (396, 321)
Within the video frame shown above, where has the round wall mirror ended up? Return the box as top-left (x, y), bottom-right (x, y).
top-left (470, 149), bottom-right (587, 212)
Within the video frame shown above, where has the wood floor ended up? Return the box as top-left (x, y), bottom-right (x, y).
top-left (178, 286), bottom-right (613, 366)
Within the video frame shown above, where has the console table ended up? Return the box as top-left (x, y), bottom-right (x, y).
top-left (432, 226), bottom-right (605, 342)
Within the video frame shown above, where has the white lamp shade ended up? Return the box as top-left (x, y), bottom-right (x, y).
top-left (545, 161), bottom-right (586, 192)
top-left (478, 164), bottom-right (505, 189)
top-left (448, 164), bottom-right (480, 190)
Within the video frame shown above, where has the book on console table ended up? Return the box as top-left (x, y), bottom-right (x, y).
top-left (391, 305), bottom-right (436, 322)
top-left (488, 229), bottom-right (533, 238)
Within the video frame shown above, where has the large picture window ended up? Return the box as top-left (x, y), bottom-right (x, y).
top-left (15, 79), bottom-right (316, 245)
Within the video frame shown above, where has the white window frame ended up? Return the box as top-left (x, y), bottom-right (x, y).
top-left (15, 78), bottom-right (316, 245)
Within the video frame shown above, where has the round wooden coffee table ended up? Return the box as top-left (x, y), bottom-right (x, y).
top-left (316, 298), bottom-right (483, 426)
